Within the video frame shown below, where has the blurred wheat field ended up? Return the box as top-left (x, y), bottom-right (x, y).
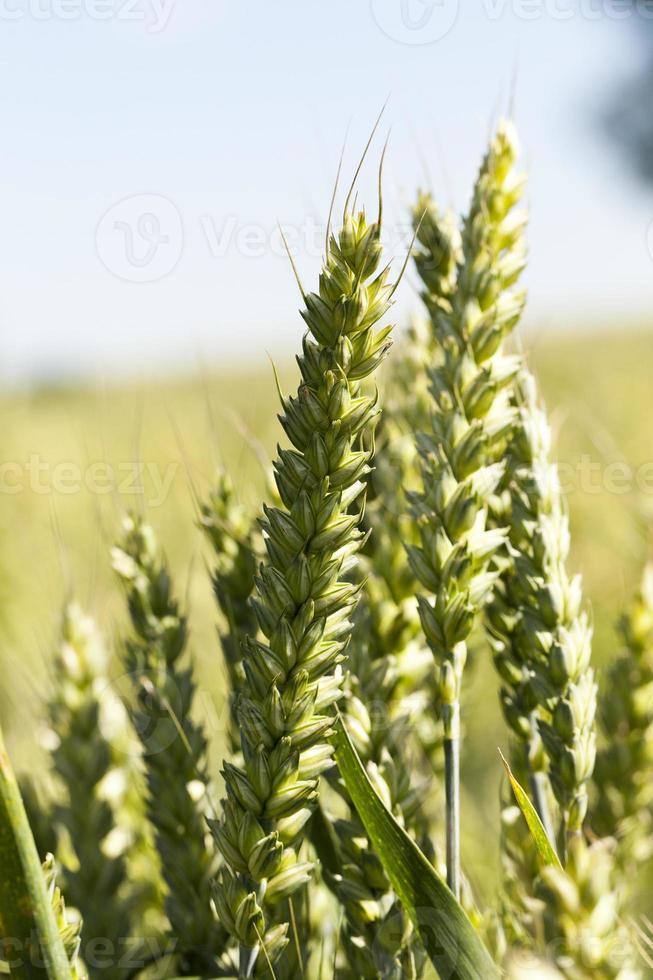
top-left (2, 324), bottom-right (653, 903)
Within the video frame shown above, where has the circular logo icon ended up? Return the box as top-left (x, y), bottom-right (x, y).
top-left (96, 193), bottom-right (183, 283)
top-left (371, 0), bottom-right (459, 44)
top-left (97, 668), bottom-right (186, 759)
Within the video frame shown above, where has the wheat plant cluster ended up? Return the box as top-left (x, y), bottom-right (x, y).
top-left (1, 120), bottom-right (652, 980)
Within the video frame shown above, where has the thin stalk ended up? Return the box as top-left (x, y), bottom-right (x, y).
top-left (444, 728), bottom-right (460, 900)
top-left (239, 944), bottom-right (258, 979)
top-left (442, 693), bottom-right (461, 900)
top-left (564, 820), bottom-right (583, 861)
top-left (0, 724), bottom-right (72, 980)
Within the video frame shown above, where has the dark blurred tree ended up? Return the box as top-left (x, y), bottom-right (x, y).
top-left (605, 1), bottom-right (653, 182)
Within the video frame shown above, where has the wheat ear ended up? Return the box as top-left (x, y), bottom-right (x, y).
top-left (593, 564), bottom-right (653, 871)
top-left (210, 195), bottom-right (395, 977)
top-left (46, 603), bottom-right (133, 975)
top-left (408, 122), bottom-right (526, 897)
top-left (488, 370), bottom-right (596, 846)
top-left (324, 210), bottom-right (463, 973)
top-left (198, 471), bottom-right (259, 755)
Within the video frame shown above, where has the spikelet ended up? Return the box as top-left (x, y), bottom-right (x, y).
top-left (497, 782), bottom-right (640, 978)
top-left (43, 854), bottom-right (85, 979)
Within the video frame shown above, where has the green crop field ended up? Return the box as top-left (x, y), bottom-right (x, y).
top-left (3, 325), bottom-right (652, 911)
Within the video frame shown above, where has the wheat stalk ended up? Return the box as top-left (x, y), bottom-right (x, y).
top-left (0, 721), bottom-right (74, 980)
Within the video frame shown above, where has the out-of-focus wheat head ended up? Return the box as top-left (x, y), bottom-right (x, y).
top-left (487, 369), bottom-right (596, 840)
top-left (113, 516), bottom-right (223, 972)
top-left (46, 603), bottom-right (134, 975)
top-left (199, 471), bottom-right (260, 755)
top-left (594, 566), bottom-right (653, 871)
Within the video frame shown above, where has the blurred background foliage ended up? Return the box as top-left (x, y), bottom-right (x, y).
top-left (604, 0), bottom-right (653, 182)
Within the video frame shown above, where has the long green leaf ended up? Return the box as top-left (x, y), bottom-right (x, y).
top-left (499, 749), bottom-right (561, 869)
top-left (332, 718), bottom-right (499, 980)
top-left (0, 724), bottom-right (72, 980)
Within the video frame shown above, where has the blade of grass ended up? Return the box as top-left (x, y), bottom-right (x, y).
top-left (0, 724), bottom-right (73, 980)
top-left (332, 717), bottom-right (499, 980)
top-left (499, 749), bottom-right (561, 869)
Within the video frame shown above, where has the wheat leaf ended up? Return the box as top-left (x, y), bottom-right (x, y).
top-left (332, 718), bottom-right (499, 980)
top-left (499, 749), bottom-right (561, 869)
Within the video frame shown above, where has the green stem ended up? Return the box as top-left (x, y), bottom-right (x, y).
top-left (0, 724), bottom-right (72, 980)
top-left (444, 726), bottom-right (461, 900)
top-left (239, 944), bottom-right (257, 979)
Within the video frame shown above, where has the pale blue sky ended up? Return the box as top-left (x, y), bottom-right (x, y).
top-left (0, 1), bottom-right (651, 384)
